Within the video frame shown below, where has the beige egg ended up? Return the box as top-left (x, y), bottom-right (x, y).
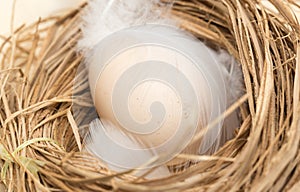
top-left (87, 25), bottom-right (227, 170)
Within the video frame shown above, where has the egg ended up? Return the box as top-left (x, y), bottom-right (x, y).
top-left (79, 0), bottom-right (243, 178)
top-left (86, 25), bottom-right (228, 171)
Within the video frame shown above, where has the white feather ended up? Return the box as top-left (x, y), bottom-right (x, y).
top-left (86, 118), bottom-right (170, 178)
top-left (213, 49), bottom-right (244, 150)
top-left (78, 0), bottom-right (174, 51)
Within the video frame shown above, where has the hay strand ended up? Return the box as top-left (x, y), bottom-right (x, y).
top-left (0, 0), bottom-right (300, 191)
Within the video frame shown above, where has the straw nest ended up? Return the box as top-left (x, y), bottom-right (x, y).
top-left (1, 0), bottom-right (300, 191)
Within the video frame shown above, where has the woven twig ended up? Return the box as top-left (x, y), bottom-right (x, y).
top-left (0, 0), bottom-right (299, 191)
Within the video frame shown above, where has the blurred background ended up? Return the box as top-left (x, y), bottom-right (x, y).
top-left (0, 0), bottom-right (84, 36)
top-left (0, 1), bottom-right (299, 38)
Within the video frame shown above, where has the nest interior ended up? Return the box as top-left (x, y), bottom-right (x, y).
top-left (0, 0), bottom-right (300, 191)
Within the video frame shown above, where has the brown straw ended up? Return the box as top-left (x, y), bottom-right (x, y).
top-left (0, 0), bottom-right (299, 191)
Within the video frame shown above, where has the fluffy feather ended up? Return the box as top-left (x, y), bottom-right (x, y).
top-left (87, 118), bottom-right (171, 178)
top-left (77, 0), bottom-right (174, 51)
top-left (211, 49), bottom-right (244, 152)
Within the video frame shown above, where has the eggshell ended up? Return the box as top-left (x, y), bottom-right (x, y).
top-left (88, 25), bottom-right (227, 168)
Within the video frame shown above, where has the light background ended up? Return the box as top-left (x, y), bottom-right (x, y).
top-left (0, 0), bottom-right (84, 36)
top-left (0, 0), bottom-right (299, 36)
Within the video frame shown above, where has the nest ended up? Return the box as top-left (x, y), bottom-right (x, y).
top-left (1, 0), bottom-right (300, 191)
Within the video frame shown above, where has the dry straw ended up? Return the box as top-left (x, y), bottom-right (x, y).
top-left (0, 0), bottom-right (300, 191)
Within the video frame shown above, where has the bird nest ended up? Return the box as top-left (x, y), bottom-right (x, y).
top-left (1, 0), bottom-right (300, 191)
